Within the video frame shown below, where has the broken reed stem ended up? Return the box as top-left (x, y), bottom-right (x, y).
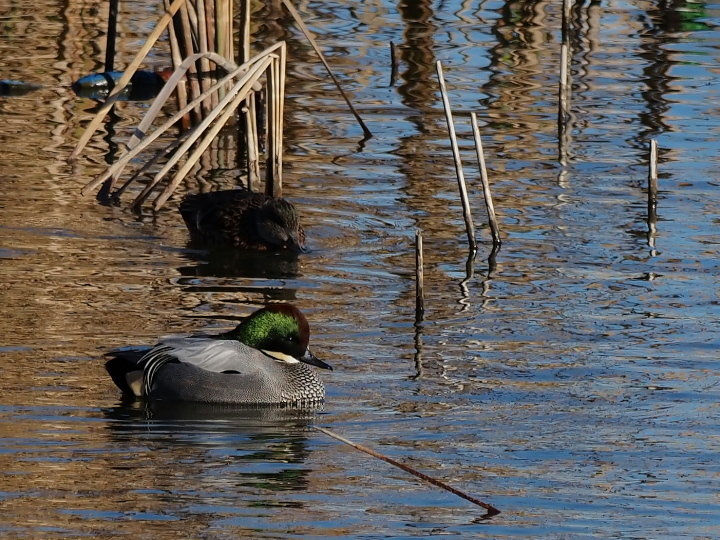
top-left (648, 139), bottom-right (658, 221)
top-left (389, 41), bottom-right (398, 87)
top-left (125, 58), bottom-right (267, 208)
top-left (112, 131), bottom-right (194, 199)
top-left (415, 230), bottom-right (424, 323)
top-left (436, 61), bottom-right (477, 252)
top-left (70, 0), bottom-right (187, 162)
top-left (245, 94), bottom-right (261, 192)
top-left (558, 42), bottom-right (569, 137)
top-left (313, 426), bottom-right (500, 516)
top-left (470, 113), bottom-right (501, 249)
top-left (280, 0), bottom-right (372, 139)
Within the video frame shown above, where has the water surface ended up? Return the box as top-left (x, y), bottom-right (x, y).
top-left (1, 0), bottom-right (720, 537)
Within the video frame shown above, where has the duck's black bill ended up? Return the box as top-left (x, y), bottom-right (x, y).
top-left (301, 348), bottom-right (333, 371)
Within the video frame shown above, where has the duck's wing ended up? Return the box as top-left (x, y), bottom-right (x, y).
top-left (180, 191), bottom-right (262, 235)
top-left (140, 337), bottom-right (261, 374)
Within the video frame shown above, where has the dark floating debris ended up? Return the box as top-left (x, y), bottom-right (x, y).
top-left (71, 69), bottom-right (171, 102)
top-left (0, 80), bottom-right (42, 98)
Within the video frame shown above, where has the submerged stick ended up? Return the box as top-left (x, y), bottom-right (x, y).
top-left (436, 61), bottom-right (477, 252)
top-left (470, 113), bottom-right (501, 249)
top-left (313, 425), bottom-right (500, 515)
top-left (415, 230), bottom-right (424, 323)
top-left (70, 0), bottom-right (187, 162)
top-left (280, 0), bottom-right (372, 139)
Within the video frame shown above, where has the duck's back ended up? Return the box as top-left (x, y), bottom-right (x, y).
top-left (180, 190), bottom-right (268, 249)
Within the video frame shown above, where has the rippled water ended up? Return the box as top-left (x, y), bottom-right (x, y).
top-left (2, 0), bottom-right (720, 537)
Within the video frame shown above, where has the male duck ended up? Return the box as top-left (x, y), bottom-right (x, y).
top-left (179, 190), bottom-right (306, 252)
top-left (105, 304), bottom-right (332, 405)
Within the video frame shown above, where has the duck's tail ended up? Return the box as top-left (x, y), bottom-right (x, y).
top-left (104, 351), bottom-right (147, 397)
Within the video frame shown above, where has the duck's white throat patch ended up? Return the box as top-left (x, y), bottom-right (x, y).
top-left (262, 350), bottom-right (300, 364)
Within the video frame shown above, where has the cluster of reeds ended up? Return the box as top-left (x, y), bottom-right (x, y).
top-left (420, 60), bottom-right (502, 283)
top-left (78, 45), bottom-right (286, 210)
top-left (418, 0), bottom-right (661, 315)
top-left (72, 0), bottom-right (286, 209)
top-left (73, 0), bottom-right (373, 209)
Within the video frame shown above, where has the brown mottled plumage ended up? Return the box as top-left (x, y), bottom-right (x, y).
top-left (179, 190), bottom-right (306, 252)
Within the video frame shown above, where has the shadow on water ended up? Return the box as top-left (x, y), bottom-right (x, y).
top-left (103, 400), bottom-right (323, 493)
top-left (177, 246), bottom-right (303, 280)
top-left (104, 398), bottom-right (323, 425)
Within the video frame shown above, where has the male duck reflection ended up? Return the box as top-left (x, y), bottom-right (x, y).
top-left (180, 190), bottom-right (306, 252)
top-left (105, 304), bottom-right (332, 405)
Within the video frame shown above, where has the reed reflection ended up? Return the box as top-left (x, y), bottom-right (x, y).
top-left (397, 0), bottom-right (437, 111)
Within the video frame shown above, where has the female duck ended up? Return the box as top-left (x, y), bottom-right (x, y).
top-left (180, 190), bottom-right (306, 252)
top-left (105, 304), bottom-right (332, 405)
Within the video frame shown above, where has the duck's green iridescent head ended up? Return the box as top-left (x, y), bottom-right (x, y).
top-left (225, 304), bottom-right (332, 370)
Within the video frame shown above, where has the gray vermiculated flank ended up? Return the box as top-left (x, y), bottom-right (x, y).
top-left (140, 338), bottom-right (325, 404)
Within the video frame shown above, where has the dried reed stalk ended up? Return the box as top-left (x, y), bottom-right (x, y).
top-left (265, 44), bottom-right (286, 197)
top-left (194, 0), bottom-right (213, 116)
top-left (135, 57), bottom-right (274, 208)
top-left (70, 0), bottom-right (187, 162)
top-left (562, 0), bottom-right (572, 42)
top-left (558, 42), bottom-right (569, 136)
top-left (81, 51), bottom-right (244, 195)
top-left (280, 0), bottom-right (372, 138)
top-left (435, 61), bottom-right (477, 252)
top-left (245, 93), bottom-right (261, 191)
top-left (112, 131), bottom-right (195, 199)
top-left (390, 41), bottom-right (398, 87)
top-left (164, 0), bottom-right (190, 129)
top-left (470, 113), bottom-right (501, 248)
top-left (153, 74), bottom-right (269, 209)
top-left (204, 0), bottom-right (217, 109)
top-left (648, 139), bottom-right (658, 221)
top-left (239, 0), bottom-right (250, 63)
top-left (178, 0), bottom-right (203, 122)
